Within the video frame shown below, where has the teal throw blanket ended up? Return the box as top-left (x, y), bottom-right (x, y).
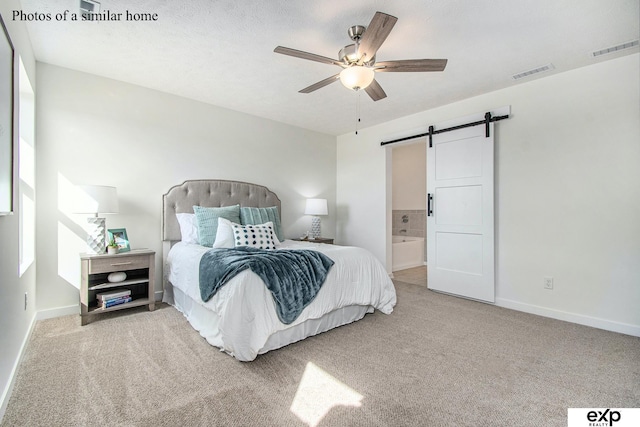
top-left (199, 247), bottom-right (334, 324)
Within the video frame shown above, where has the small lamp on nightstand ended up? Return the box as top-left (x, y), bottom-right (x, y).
top-left (74, 185), bottom-right (119, 254)
top-left (304, 198), bottom-right (328, 240)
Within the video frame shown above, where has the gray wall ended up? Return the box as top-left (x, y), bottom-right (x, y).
top-left (337, 53), bottom-right (640, 336)
top-left (35, 63), bottom-right (337, 312)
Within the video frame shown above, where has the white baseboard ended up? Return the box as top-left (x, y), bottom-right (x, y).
top-left (36, 305), bottom-right (79, 320)
top-left (0, 313), bottom-right (37, 422)
top-left (35, 293), bottom-right (166, 316)
top-left (495, 297), bottom-right (640, 337)
top-left (35, 293), bottom-right (164, 320)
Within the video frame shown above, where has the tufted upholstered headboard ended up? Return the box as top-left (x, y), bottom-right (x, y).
top-left (161, 180), bottom-right (282, 302)
top-left (162, 179), bottom-right (282, 242)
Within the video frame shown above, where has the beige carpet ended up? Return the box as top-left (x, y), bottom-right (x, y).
top-left (2, 282), bottom-right (639, 427)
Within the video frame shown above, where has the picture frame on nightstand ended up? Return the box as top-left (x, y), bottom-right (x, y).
top-left (108, 228), bottom-right (130, 252)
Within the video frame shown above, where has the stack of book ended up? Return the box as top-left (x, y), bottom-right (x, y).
top-left (96, 289), bottom-right (132, 309)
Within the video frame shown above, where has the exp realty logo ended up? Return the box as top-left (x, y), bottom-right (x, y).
top-left (568, 408), bottom-right (640, 427)
top-left (586, 409), bottom-right (620, 426)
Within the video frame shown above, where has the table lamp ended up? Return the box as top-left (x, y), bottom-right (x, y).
top-left (304, 198), bottom-right (328, 239)
top-left (75, 185), bottom-right (119, 254)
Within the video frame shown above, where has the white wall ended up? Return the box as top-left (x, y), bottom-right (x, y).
top-left (337, 53), bottom-right (640, 335)
top-left (36, 63), bottom-right (336, 312)
top-left (0, 2), bottom-right (38, 418)
top-left (392, 142), bottom-right (426, 210)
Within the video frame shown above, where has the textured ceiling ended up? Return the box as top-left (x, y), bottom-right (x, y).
top-left (18, 0), bottom-right (640, 136)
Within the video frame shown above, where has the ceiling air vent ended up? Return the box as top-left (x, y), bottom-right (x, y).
top-left (80, 0), bottom-right (101, 15)
top-left (512, 63), bottom-right (555, 80)
top-left (592, 40), bottom-right (639, 57)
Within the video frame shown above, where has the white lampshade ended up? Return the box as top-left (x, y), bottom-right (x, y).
top-left (339, 66), bottom-right (375, 91)
top-left (304, 198), bottom-right (328, 216)
top-left (74, 185), bottom-right (119, 214)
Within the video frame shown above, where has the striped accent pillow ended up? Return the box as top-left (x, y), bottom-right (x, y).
top-left (240, 206), bottom-right (283, 242)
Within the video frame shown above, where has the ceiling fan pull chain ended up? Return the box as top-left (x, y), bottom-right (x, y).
top-left (355, 92), bottom-right (361, 135)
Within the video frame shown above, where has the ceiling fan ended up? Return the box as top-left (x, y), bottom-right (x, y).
top-left (274, 11), bottom-right (447, 101)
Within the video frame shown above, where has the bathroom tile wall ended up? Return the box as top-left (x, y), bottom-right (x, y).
top-left (392, 210), bottom-right (426, 237)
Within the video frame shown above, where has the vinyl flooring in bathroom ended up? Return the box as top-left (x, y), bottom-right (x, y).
top-left (393, 266), bottom-right (427, 287)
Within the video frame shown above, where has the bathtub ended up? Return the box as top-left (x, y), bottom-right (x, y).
top-left (392, 236), bottom-right (425, 272)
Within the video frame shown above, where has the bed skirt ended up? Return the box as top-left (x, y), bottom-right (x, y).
top-left (168, 283), bottom-right (373, 360)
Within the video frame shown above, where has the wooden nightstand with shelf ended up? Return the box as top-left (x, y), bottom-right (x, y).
top-left (80, 249), bottom-right (155, 326)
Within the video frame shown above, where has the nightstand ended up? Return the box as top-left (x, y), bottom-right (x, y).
top-left (80, 249), bottom-right (155, 325)
top-left (291, 237), bottom-right (334, 244)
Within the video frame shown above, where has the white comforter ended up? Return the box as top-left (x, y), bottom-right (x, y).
top-left (165, 240), bottom-right (396, 360)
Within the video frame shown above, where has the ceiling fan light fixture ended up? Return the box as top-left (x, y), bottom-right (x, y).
top-left (339, 66), bottom-right (375, 91)
top-left (274, 11), bottom-right (444, 101)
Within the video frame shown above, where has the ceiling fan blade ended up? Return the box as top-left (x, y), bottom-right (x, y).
top-left (358, 12), bottom-right (398, 63)
top-left (274, 46), bottom-right (343, 66)
top-left (299, 74), bottom-right (341, 93)
top-left (365, 79), bottom-right (387, 101)
top-left (375, 59), bottom-right (448, 72)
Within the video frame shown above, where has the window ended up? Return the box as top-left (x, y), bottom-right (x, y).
top-left (19, 57), bottom-right (35, 276)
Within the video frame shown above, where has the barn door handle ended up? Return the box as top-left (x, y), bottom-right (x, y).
top-left (427, 193), bottom-right (433, 216)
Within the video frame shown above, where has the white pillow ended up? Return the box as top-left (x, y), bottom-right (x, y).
top-left (214, 218), bottom-right (281, 248)
top-left (212, 217), bottom-right (235, 248)
top-left (176, 213), bottom-right (198, 244)
top-left (231, 222), bottom-right (278, 250)
top-left (264, 221), bottom-right (281, 246)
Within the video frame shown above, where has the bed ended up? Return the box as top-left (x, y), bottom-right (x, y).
top-left (161, 180), bottom-right (396, 361)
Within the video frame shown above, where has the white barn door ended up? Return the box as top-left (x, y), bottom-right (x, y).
top-left (427, 112), bottom-right (499, 303)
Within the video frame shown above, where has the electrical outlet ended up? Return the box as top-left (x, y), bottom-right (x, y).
top-left (24, 292), bottom-right (28, 310)
top-left (544, 277), bottom-right (554, 290)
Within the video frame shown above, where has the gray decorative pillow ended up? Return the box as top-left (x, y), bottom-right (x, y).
top-left (193, 205), bottom-right (241, 247)
top-left (232, 222), bottom-right (277, 250)
top-left (240, 206), bottom-right (284, 242)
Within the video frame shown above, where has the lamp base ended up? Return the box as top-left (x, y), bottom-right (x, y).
top-left (87, 217), bottom-right (106, 254)
top-left (311, 216), bottom-right (321, 239)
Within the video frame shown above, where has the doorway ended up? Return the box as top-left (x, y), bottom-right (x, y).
top-left (387, 107), bottom-right (507, 301)
top-left (391, 139), bottom-right (427, 286)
